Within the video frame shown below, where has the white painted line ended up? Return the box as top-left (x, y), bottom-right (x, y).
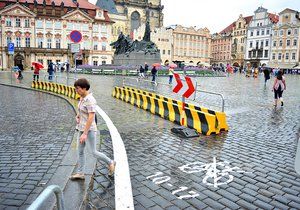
top-left (95, 106), bottom-right (134, 210)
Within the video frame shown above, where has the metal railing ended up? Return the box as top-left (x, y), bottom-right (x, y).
top-left (122, 77), bottom-right (225, 112)
top-left (43, 74), bottom-right (77, 86)
top-left (27, 185), bottom-right (65, 210)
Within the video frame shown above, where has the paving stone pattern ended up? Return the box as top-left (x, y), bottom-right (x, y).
top-left (0, 85), bottom-right (75, 209)
top-left (84, 74), bottom-right (300, 209)
top-left (1, 72), bottom-right (300, 209)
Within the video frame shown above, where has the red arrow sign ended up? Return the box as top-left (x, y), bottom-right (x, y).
top-left (173, 73), bottom-right (183, 93)
top-left (183, 76), bottom-right (195, 98)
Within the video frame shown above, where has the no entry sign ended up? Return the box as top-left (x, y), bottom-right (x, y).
top-left (70, 30), bottom-right (82, 43)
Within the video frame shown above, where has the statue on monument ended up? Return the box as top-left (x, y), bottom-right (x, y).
top-left (143, 21), bottom-right (151, 42)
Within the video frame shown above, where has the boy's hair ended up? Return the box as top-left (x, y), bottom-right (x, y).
top-left (74, 78), bottom-right (90, 90)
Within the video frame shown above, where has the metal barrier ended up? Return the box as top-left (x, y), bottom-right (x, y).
top-left (122, 77), bottom-right (225, 112)
top-left (27, 185), bottom-right (65, 210)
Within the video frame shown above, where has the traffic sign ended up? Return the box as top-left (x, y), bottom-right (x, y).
top-left (71, 43), bottom-right (80, 53)
top-left (70, 30), bottom-right (82, 43)
top-left (172, 73), bottom-right (196, 98)
top-left (8, 43), bottom-right (14, 55)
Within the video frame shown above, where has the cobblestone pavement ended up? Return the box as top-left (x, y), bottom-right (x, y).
top-left (1, 72), bottom-right (300, 209)
top-left (0, 84), bottom-right (75, 209)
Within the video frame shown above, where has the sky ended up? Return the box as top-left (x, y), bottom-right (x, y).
top-left (161, 0), bottom-right (300, 33)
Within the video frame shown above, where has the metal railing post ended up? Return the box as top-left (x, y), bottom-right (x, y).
top-left (27, 185), bottom-right (65, 210)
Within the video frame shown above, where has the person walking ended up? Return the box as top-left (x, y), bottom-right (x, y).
top-left (48, 62), bottom-right (54, 82)
top-left (139, 65), bottom-right (145, 78)
top-left (272, 70), bottom-right (286, 107)
top-left (168, 67), bottom-right (174, 84)
top-left (71, 78), bottom-right (115, 180)
top-left (263, 67), bottom-right (270, 85)
top-left (144, 62), bottom-right (149, 78)
top-left (151, 66), bottom-right (158, 83)
top-left (33, 63), bottom-right (41, 81)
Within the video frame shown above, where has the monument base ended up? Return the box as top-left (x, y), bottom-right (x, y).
top-left (113, 51), bottom-right (161, 66)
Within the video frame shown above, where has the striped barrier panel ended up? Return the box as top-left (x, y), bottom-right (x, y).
top-left (113, 86), bottom-right (218, 135)
top-left (31, 81), bottom-right (80, 100)
top-left (124, 86), bottom-right (228, 132)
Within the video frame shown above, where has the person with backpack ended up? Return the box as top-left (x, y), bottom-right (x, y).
top-left (272, 70), bottom-right (286, 107)
top-left (48, 62), bottom-right (54, 82)
top-left (71, 78), bottom-right (116, 180)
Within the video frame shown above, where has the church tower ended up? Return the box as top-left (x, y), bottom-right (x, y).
top-left (96, 0), bottom-right (164, 40)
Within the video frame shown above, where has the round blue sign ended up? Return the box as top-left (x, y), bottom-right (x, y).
top-left (70, 30), bottom-right (82, 43)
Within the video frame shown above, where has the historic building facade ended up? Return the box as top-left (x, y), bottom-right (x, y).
top-left (0, 0), bottom-right (114, 71)
top-left (244, 7), bottom-right (278, 67)
top-left (172, 25), bottom-right (211, 66)
top-left (96, 0), bottom-right (164, 42)
top-left (269, 8), bottom-right (300, 69)
top-left (231, 15), bottom-right (252, 68)
top-left (211, 32), bottom-right (232, 68)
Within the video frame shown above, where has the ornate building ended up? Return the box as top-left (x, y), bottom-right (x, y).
top-left (244, 7), bottom-right (278, 67)
top-left (96, 0), bottom-right (164, 41)
top-left (211, 32), bottom-right (232, 68)
top-left (231, 15), bottom-right (252, 68)
top-left (269, 8), bottom-right (300, 69)
top-left (0, 0), bottom-right (114, 71)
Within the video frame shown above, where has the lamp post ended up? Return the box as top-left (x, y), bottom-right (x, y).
top-left (0, 15), bottom-right (4, 71)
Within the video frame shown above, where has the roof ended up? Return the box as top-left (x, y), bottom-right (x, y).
top-left (219, 15), bottom-right (252, 34)
top-left (96, 0), bottom-right (118, 14)
top-left (279, 8), bottom-right (298, 15)
top-left (268, 13), bottom-right (279, 23)
top-left (6, 0), bottom-right (99, 10)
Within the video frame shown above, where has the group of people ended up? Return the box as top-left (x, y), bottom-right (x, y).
top-left (138, 63), bottom-right (175, 85)
top-left (32, 61), bottom-right (70, 82)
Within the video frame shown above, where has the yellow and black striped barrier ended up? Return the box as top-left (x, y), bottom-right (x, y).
top-left (123, 86), bottom-right (228, 132)
top-left (113, 86), bottom-right (219, 135)
top-left (31, 81), bottom-right (80, 100)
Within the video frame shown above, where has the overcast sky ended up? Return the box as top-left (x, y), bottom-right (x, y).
top-left (161, 0), bottom-right (300, 33)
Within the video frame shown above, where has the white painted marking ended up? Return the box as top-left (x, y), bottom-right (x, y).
top-left (146, 172), bottom-right (163, 180)
top-left (152, 176), bottom-right (171, 185)
top-left (95, 106), bottom-right (134, 210)
top-left (167, 183), bottom-right (173, 187)
top-left (295, 137), bottom-right (300, 175)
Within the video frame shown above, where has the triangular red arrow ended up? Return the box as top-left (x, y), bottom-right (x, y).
top-left (183, 76), bottom-right (195, 98)
top-left (173, 73), bottom-right (183, 93)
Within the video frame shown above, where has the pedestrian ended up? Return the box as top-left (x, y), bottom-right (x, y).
top-left (168, 67), bottom-right (174, 84)
top-left (33, 64), bottom-right (41, 81)
top-left (272, 70), bottom-right (286, 107)
top-left (151, 66), bottom-right (157, 83)
top-left (253, 67), bottom-right (259, 78)
top-left (47, 62), bottom-right (54, 82)
top-left (66, 62), bottom-right (70, 72)
top-left (263, 67), bottom-right (270, 85)
top-left (71, 78), bottom-right (115, 180)
top-left (139, 65), bottom-right (145, 78)
top-left (144, 62), bottom-right (149, 77)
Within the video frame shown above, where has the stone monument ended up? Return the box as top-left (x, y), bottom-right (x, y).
top-left (110, 21), bottom-right (161, 65)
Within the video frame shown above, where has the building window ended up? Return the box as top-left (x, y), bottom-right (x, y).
top-left (25, 37), bottom-right (30, 47)
top-left (93, 61), bottom-right (98, 66)
top-left (46, 21), bottom-right (52, 29)
top-left (250, 31), bottom-right (253, 36)
top-left (102, 60), bottom-right (106, 65)
top-left (241, 46), bottom-right (244, 52)
top-left (25, 19), bottom-right (30, 28)
top-left (273, 41), bottom-right (277, 47)
top-left (75, 23), bottom-right (81, 30)
top-left (264, 50), bottom-right (268, 58)
top-left (294, 29), bottom-right (298, 35)
top-left (101, 25), bottom-right (107, 33)
top-left (15, 18), bottom-right (21, 27)
top-left (162, 49), bottom-right (165, 54)
top-left (93, 42), bottom-right (98, 50)
top-left (38, 38), bottom-right (43, 48)
top-left (83, 24), bottom-right (88, 31)
top-left (36, 20), bottom-right (43, 28)
top-left (38, 59), bottom-right (43, 64)
top-left (102, 42), bottom-right (106, 51)
top-left (93, 25), bottom-right (98, 32)
top-left (6, 18), bottom-right (12, 27)
top-left (67, 23), bottom-right (73, 30)
top-left (287, 40), bottom-right (290, 46)
top-left (279, 40), bottom-right (283, 47)
top-left (292, 52), bottom-right (296, 60)
top-left (47, 39), bottom-right (51, 49)
top-left (257, 30), bottom-right (260, 36)
top-left (6, 37), bottom-right (12, 45)
top-left (168, 50), bottom-right (171, 55)
top-left (47, 60), bottom-right (52, 66)
top-left (266, 29), bottom-right (270, 35)
top-left (287, 30), bottom-right (291, 35)
top-left (265, 40), bottom-right (269, 47)
top-left (249, 41), bottom-right (253, 48)
top-left (293, 39), bottom-right (297, 46)
top-left (256, 41), bottom-right (259, 48)
top-left (55, 22), bottom-right (61, 29)
top-left (278, 53), bottom-right (282, 60)
top-left (55, 39), bottom-right (61, 49)
top-left (261, 29), bottom-right (265, 35)
top-left (280, 30), bottom-right (284, 36)
top-left (260, 41), bottom-right (264, 48)
top-left (272, 53), bottom-right (276, 60)
top-left (274, 30), bottom-right (277, 36)
top-left (285, 53), bottom-right (289, 60)
top-left (16, 37), bottom-right (21, 47)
